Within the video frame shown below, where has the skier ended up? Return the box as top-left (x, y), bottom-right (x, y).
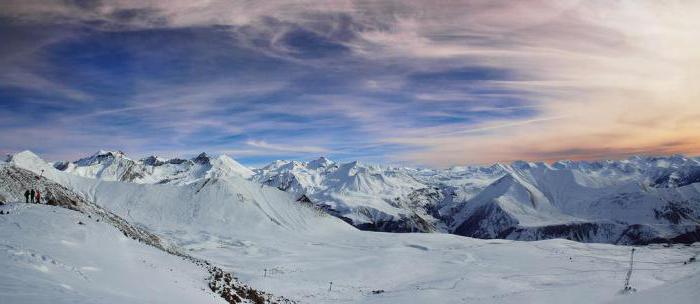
top-left (35, 190), bottom-right (41, 204)
top-left (24, 190), bottom-right (30, 203)
top-left (30, 189), bottom-right (35, 203)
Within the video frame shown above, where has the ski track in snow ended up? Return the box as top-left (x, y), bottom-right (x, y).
top-left (0, 244), bottom-right (91, 281)
top-left (0, 204), bottom-right (225, 304)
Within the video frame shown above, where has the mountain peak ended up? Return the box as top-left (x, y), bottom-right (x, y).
top-left (510, 160), bottom-right (536, 170)
top-left (308, 156), bottom-right (334, 169)
top-left (7, 150), bottom-right (55, 175)
top-left (74, 150), bottom-right (129, 166)
top-left (207, 153), bottom-right (254, 179)
top-left (94, 150), bottom-right (126, 158)
top-left (335, 160), bottom-right (369, 177)
top-left (192, 152), bottom-right (210, 165)
top-left (8, 150), bottom-right (42, 164)
top-left (141, 155), bottom-right (165, 166)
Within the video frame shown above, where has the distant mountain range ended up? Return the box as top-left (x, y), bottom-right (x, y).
top-left (253, 154), bottom-right (700, 244)
top-left (52, 150), bottom-right (253, 184)
top-left (18, 150), bottom-right (700, 245)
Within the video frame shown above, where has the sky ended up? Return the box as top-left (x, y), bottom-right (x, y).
top-left (1, 0), bottom-right (699, 167)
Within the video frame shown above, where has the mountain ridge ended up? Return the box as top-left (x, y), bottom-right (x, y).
top-left (15, 149), bottom-right (700, 245)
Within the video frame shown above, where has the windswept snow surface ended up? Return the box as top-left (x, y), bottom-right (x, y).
top-left (608, 271), bottom-right (700, 304)
top-left (5, 151), bottom-right (700, 303)
top-left (0, 204), bottom-right (224, 304)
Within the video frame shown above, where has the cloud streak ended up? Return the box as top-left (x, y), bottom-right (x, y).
top-left (245, 140), bottom-right (329, 154)
top-left (1, 1), bottom-right (699, 166)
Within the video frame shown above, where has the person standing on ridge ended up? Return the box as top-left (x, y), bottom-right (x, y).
top-left (30, 189), bottom-right (35, 203)
top-left (35, 190), bottom-right (41, 204)
top-left (24, 190), bottom-right (30, 203)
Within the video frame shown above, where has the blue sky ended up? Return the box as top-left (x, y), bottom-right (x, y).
top-left (1, 1), bottom-right (699, 167)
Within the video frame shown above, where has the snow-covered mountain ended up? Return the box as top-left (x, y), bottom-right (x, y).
top-left (53, 150), bottom-right (253, 184)
top-left (8, 151), bottom-right (352, 238)
top-left (29, 150), bottom-right (700, 245)
top-left (254, 157), bottom-right (434, 232)
top-left (2, 151), bottom-right (699, 303)
top-left (254, 155), bottom-right (700, 245)
top-left (0, 160), bottom-right (284, 303)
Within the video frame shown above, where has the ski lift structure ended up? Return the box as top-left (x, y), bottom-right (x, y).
top-left (620, 248), bottom-right (637, 294)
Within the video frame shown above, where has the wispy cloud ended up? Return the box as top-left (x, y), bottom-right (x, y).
top-left (1, 1), bottom-right (699, 166)
top-left (245, 140), bottom-right (329, 154)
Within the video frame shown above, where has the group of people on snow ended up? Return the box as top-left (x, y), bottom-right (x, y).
top-left (24, 189), bottom-right (41, 204)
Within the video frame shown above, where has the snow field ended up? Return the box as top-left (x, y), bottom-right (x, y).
top-left (0, 203), bottom-right (224, 304)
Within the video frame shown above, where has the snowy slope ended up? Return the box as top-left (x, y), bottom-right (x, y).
top-left (9, 151), bottom-right (354, 240)
top-left (608, 271), bottom-right (700, 304)
top-left (54, 150), bottom-right (253, 184)
top-left (0, 203), bottom-right (225, 304)
top-left (4, 151), bottom-right (700, 303)
top-left (0, 155), bottom-right (303, 303)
